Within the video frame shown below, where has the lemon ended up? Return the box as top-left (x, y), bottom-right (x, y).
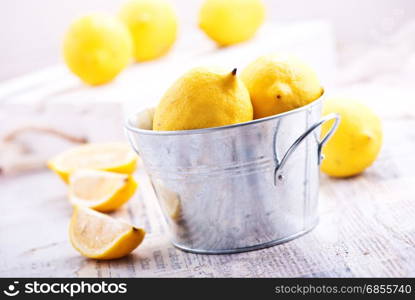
top-left (153, 67), bottom-right (253, 131)
top-left (63, 13), bottom-right (133, 85)
top-left (69, 170), bottom-right (138, 212)
top-left (321, 97), bottom-right (383, 177)
top-left (154, 182), bottom-right (181, 220)
top-left (241, 54), bottom-right (323, 119)
top-left (48, 143), bottom-right (137, 183)
top-left (119, 0), bottom-right (178, 61)
top-left (69, 206), bottom-right (145, 260)
top-left (199, 0), bottom-right (265, 46)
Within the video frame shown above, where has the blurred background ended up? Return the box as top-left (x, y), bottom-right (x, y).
top-left (1, 0), bottom-right (414, 80)
top-left (1, 0), bottom-right (414, 174)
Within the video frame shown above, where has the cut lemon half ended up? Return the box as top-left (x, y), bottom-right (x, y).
top-left (48, 143), bottom-right (137, 183)
top-left (69, 170), bottom-right (138, 212)
top-left (69, 206), bottom-right (145, 260)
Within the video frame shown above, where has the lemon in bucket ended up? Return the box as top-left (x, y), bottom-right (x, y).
top-left (242, 54), bottom-right (323, 119)
top-left (153, 67), bottom-right (253, 131)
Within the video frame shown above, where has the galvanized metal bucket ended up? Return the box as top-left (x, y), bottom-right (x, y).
top-left (125, 94), bottom-right (339, 254)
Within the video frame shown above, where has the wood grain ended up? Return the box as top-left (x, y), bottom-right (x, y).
top-left (0, 116), bottom-right (414, 277)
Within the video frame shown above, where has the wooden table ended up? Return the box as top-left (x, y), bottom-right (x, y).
top-left (1, 106), bottom-right (414, 277)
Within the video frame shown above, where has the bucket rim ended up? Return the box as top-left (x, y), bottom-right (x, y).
top-left (125, 91), bottom-right (324, 136)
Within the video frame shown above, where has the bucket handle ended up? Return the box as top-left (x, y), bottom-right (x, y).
top-left (273, 113), bottom-right (340, 185)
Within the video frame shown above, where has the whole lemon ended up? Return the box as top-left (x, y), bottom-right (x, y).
top-left (242, 54), bottom-right (323, 119)
top-left (199, 0), bottom-right (265, 46)
top-left (321, 97), bottom-right (383, 177)
top-left (119, 0), bottom-right (178, 62)
top-left (63, 13), bottom-right (133, 85)
top-left (153, 67), bottom-right (253, 131)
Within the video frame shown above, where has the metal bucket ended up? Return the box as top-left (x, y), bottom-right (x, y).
top-left (125, 94), bottom-right (339, 254)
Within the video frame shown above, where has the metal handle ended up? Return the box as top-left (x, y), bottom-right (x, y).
top-left (317, 113), bottom-right (340, 164)
top-left (274, 113), bottom-right (340, 185)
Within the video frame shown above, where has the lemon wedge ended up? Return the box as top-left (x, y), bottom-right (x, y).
top-left (48, 143), bottom-right (137, 183)
top-left (69, 206), bottom-right (145, 260)
top-left (69, 170), bottom-right (138, 212)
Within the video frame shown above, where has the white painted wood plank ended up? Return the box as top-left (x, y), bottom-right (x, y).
top-left (1, 116), bottom-right (414, 277)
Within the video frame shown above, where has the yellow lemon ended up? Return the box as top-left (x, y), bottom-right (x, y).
top-left (69, 206), bottom-right (145, 260)
top-left (48, 143), bottom-right (137, 183)
top-left (153, 67), bottom-right (253, 131)
top-left (69, 170), bottom-right (138, 212)
top-left (241, 54), bottom-right (323, 119)
top-left (199, 0), bottom-right (265, 46)
top-left (119, 0), bottom-right (178, 61)
top-left (321, 97), bottom-right (383, 177)
top-left (154, 182), bottom-right (181, 220)
top-left (63, 13), bottom-right (133, 85)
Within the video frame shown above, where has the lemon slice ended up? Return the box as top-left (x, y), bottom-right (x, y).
top-left (69, 170), bottom-right (138, 212)
top-left (48, 143), bottom-right (137, 183)
top-left (69, 206), bottom-right (145, 260)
